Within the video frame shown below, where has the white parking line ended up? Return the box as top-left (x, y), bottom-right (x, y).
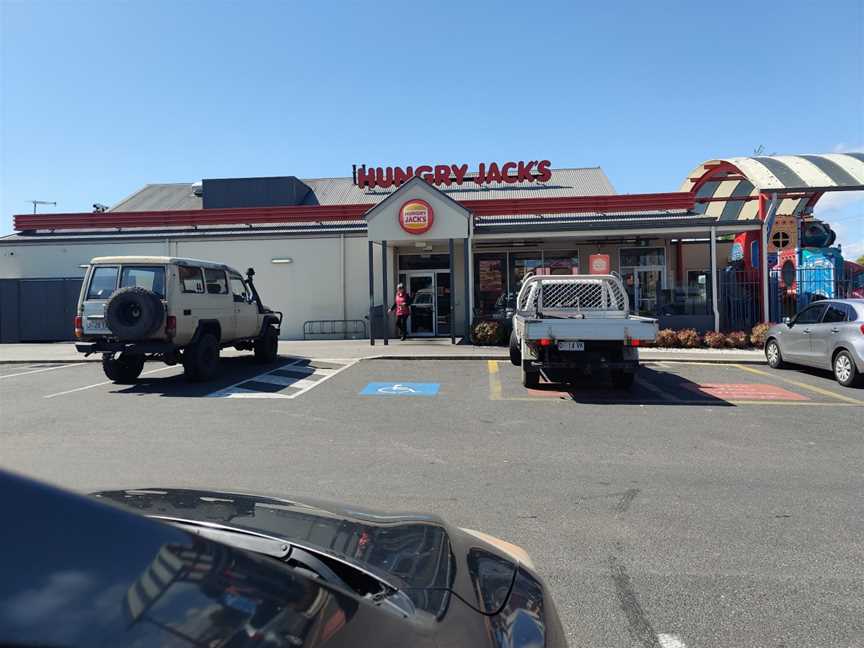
top-left (207, 358), bottom-right (356, 399)
top-left (657, 633), bottom-right (687, 648)
top-left (43, 365), bottom-right (177, 399)
top-left (0, 363), bottom-right (87, 380)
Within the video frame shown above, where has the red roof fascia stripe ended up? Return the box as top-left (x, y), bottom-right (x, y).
top-left (13, 192), bottom-right (695, 231)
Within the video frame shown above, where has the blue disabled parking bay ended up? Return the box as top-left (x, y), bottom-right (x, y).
top-left (360, 382), bottom-right (440, 397)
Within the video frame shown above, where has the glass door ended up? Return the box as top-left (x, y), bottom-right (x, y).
top-left (407, 273), bottom-right (435, 336)
top-left (620, 266), bottom-right (665, 315)
top-left (435, 271), bottom-right (451, 335)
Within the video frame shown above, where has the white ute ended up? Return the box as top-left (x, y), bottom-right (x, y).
top-left (509, 274), bottom-right (658, 388)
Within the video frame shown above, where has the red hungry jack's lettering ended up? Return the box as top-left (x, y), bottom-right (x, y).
top-left (501, 162), bottom-right (517, 184)
top-left (355, 160), bottom-right (552, 189)
top-left (433, 165), bottom-right (451, 186)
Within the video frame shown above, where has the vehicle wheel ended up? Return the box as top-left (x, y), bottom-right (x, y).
top-left (521, 363), bottom-right (540, 388)
top-left (102, 353), bottom-right (145, 383)
top-left (611, 370), bottom-right (635, 389)
top-left (833, 350), bottom-right (862, 387)
top-left (509, 330), bottom-right (521, 366)
top-left (254, 327), bottom-right (279, 363)
top-left (183, 334), bottom-right (220, 382)
top-left (105, 287), bottom-right (164, 340)
top-left (765, 339), bottom-right (785, 369)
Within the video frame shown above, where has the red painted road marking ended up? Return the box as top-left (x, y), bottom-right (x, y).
top-left (685, 383), bottom-right (809, 401)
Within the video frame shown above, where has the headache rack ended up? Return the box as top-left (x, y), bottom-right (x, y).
top-left (515, 274), bottom-right (631, 319)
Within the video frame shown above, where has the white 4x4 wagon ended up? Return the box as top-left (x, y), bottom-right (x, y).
top-left (75, 256), bottom-right (282, 383)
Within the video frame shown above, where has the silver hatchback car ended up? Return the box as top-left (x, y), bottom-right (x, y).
top-left (764, 299), bottom-right (864, 387)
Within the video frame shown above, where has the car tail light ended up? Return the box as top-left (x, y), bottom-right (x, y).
top-left (538, 338), bottom-right (553, 347)
top-left (166, 315), bottom-right (177, 338)
top-left (74, 315), bottom-right (83, 338)
top-left (860, 323), bottom-right (864, 335)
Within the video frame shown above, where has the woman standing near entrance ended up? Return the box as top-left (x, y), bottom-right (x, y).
top-left (389, 283), bottom-right (412, 341)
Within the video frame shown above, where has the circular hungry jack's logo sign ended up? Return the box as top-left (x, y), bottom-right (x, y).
top-left (398, 199), bottom-right (434, 235)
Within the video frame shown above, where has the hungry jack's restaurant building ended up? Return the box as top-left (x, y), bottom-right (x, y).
top-left (2, 153), bottom-right (862, 342)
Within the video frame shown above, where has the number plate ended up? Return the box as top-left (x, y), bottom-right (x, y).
top-left (87, 318), bottom-right (109, 331)
top-left (558, 340), bottom-right (585, 351)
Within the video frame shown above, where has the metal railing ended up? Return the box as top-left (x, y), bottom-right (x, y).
top-left (303, 319), bottom-right (367, 340)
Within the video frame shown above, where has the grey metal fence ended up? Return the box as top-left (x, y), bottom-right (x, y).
top-left (303, 319), bottom-right (367, 340)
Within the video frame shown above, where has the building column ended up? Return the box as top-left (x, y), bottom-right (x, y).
top-left (463, 238), bottom-right (470, 341)
top-left (761, 192), bottom-right (780, 323)
top-left (449, 239), bottom-right (456, 344)
top-left (710, 226), bottom-right (720, 332)
top-left (368, 240), bottom-right (375, 346)
top-left (381, 240), bottom-right (388, 346)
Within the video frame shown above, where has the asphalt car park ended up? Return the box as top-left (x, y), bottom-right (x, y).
top-left (1, 357), bottom-right (862, 647)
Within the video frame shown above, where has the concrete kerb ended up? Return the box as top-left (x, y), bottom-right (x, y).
top-left (0, 350), bottom-right (767, 365)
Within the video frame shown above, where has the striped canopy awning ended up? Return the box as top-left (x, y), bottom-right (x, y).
top-left (680, 153), bottom-right (864, 222)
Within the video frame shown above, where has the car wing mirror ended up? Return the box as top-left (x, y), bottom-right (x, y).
top-left (783, 316), bottom-right (793, 327)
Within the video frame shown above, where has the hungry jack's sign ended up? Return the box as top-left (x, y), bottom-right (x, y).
top-left (354, 160), bottom-right (552, 189)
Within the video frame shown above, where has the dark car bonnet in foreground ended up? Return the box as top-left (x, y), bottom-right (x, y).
top-left (0, 473), bottom-right (566, 647)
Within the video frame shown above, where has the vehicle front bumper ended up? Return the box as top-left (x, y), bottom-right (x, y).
top-left (76, 341), bottom-right (177, 356)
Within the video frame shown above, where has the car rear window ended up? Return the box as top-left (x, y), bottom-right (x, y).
top-left (179, 266), bottom-right (205, 293)
top-left (823, 304), bottom-right (848, 323)
top-left (86, 266), bottom-right (119, 299)
top-left (120, 266), bottom-right (166, 298)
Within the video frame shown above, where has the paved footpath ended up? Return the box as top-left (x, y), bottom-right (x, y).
top-left (0, 339), bottom-right (766, 364)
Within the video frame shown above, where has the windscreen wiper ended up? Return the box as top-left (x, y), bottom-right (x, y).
top-left (155, 516), bottom-right (413, 613)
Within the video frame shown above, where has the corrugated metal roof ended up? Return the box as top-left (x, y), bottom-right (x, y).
top-left (109, 168), bottom-right (615, 212)
top-left (110, 183), bottom-right (203, 212)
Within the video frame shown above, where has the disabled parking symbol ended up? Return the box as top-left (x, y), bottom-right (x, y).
top-left (360, 382), bottom-right (439, 397)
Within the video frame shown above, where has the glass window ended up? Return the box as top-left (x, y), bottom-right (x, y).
top-left (398, 254), bottom-right (450, 270)
top-left (120, 266), bottom-right (166, 298)
top-left (544, 254), bottom-right (579, 275)
top-left (230, 276), bottom-right (250, 303)
top-left (620, 247), bottom-right (666, 267)
top-left (86, 266), bottom-right (118, 300)
top-left (511, 253), bottom-right (543, 292)
top-left (795, 303), bottom-right (827, 324)
top-left (203, 268), bottom-right (228, 295)
top-left (179, 266), bottom-right (204, 293)
top-left (475, 253), bottom-right (507, 317)
top-left (823, 304), bottom-right (848, 323)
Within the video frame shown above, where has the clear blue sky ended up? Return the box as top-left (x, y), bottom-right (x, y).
top-left (1, 0), bottom-right (862, 256)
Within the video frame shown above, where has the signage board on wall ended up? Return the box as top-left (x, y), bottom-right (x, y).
top-left (398, 200), bottom-right (434, 235)
top-left (355, 160), bottom-right (552, 189)
top-left (589, 254), bottom-right (610, 275)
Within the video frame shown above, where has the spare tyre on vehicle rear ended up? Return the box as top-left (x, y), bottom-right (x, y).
top-left (105, 287), bottom-right (165, 340)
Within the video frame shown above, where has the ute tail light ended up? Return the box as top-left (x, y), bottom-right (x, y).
top-left (74, 315), bottom-right (83, 338)
top-left (538, 338), bottom-right (553, 347)
top-left (626, 338), bottom-right (641, 347)
top-left (165, 315), bottom-right (177, 338)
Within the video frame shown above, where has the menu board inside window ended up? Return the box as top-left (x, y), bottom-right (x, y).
top-left (479, 259), bottom-right (503, 291)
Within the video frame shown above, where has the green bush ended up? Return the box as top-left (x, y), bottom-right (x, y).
top-left (703, 331), bottom-right (727, 348)
top-left (472, 320), bottom-right (504, 345)
top-left (676, 328), bottom-right (702, 348)
top-left (749, 322), bottom-right (771, 348)
top-left (655, 329), bottom-right (678, 348)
